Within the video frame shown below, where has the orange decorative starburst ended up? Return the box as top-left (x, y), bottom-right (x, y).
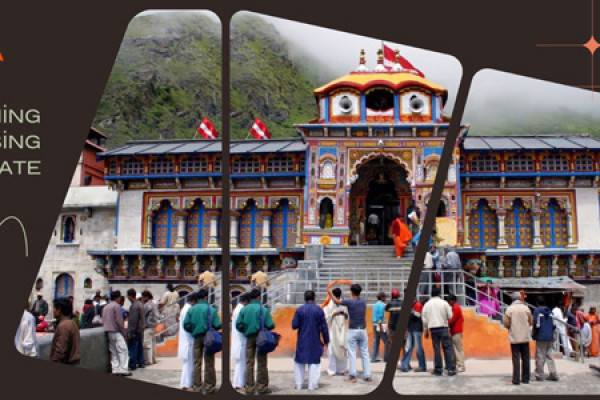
top-left (537, 0), bottom-right (599, 94)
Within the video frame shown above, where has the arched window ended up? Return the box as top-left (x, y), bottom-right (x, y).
top-left (187, 200), bottom-right (210, 248)
top-left (153, 200), bottom-right (178, 248)
top-left (469, 199), bottom-right (497, 249)
top-left (506, 155), bottom-right (534, 172)
top-left (62, 215), bottom-right (76, 243)
top-left (505, 199), bottom-right (533, 248)
top-left (233, 157), bottom-right (260, 174)
top-left (240, 200), bottom-right (261, 248)
top-left (541, 198), bottom-right (567, 248)
top-left (83, 278), bottom-right (92, 289)
top-left (267, 156), bottom-right (294, 173)
top-left (181, 157), bottom-right (208, 174)
top-left (150, 157), bottom-right (174, 174)
top-left (470, 155), bottom-right (499, 172)
top-left (541, 155), bottom-right (569, 172)
top-left (320, 161), bottom-right (335, 179)
top-left (122, 158), bottom-right (144, 175)
top-left (575, 155), bottom-right (594, 171)
top-left (55, 273), bottom-right (74, 299)
top-left (272, 199), bottom-right (296, 248)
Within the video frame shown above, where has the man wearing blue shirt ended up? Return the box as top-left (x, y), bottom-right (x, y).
top-left (371, 292), bottom-right (388, 362)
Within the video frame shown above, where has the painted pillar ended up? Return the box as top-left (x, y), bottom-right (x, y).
top-left (533, 255), bottom-right (540, 277)
top-left (259, 211), bottom-right (273, 248)
top-left (296, 207), bottom-right (303, 246)
top-left (230, 211), bottom-right (240, 249)
top-left (174, 212), bottom-right (187, 249)
top-left (193, 257), bottom-right (201, 277)
top-left (551, 255), bottom-right (559, 276)
top-left (143, 213), bottom-right (153, 248)
top-left (207, 210), bottom-right (220, 248)
top-left (568, 255), bottom-right (577, 277)
top-left (245, 256), bottom-right (252, 278)
top-left (516, 256), bottom-right (522, 278)
top-left (566, 203), bottom-right (577, 248)
top-left (498, 256), bottom-right (505, 278)
top-left (531, 209), bottom-right (544, 249)
top-left (174, 256), bottom-right (182, 277)
top-left (262, 256), bottom-right (269, 273)
top-left (463, 203), bottom-right (472, 248)
top-left (496, 209), bottom-right (509, 249)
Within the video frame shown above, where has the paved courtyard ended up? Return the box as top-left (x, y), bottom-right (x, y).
top-left (393, 358), bottom-right (600, 395)
top-left (127, 356), bottom-right (600, 395)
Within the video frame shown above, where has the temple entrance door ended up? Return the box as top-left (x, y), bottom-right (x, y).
top-left (349, 157), bottom-right (411, 245)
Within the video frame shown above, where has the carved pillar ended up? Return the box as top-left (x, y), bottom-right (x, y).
top-left (587, 255), bottom-right (595, 278)
top-left (230, 211), bottom-right (240, 249)
top-left (568, 255), bottom-right (577, 277)
top-left (516, 256), bottom-right (522, 278)
top-left (104, 257), bottom-right (113, 278)
top-left (245, 256), bottom-right (252, 278)
top-left (531, 208), bottom-right (544, 249)
top-left (121, 256), bottom-right (130, 278)
top-left (259, 210), bottom-right (273, 248)
top-left (496, 209), bottom-right (508, 249)
top-left (262, 256), bottom-right (269, 273)
top-left (138, 256), bottom-right (146, 278)
top-left (296, 208), bottom-right (303, 246)
top-left (566, 203), bottom-right (577, 248)
top-left (463, 204), bottom-right (472, 248)
top-left (533, 254), bottom-right (541, 277)
top-left (551, 255), bottom-right (559, 276)
top-left (174, 211), bottom-right (188, 249)
top-left (210, 255), bottom-right (217, 272)
top-left (229, 259), bottom-right (234, 277)
top-left (193, 257), bottom-right (201, 277)
top-left (174, 256), bottom-right (182, 277)
top-left (498, 256), bottom-right (505, 278)
top-left (207, 210), bottom-right (221, 248)
top-left (142, 213), bottom-right (154, 248)
top-left (156, 256), bottom-right (164, 278)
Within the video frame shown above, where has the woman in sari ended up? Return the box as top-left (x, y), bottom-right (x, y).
top-left (477, 281), bottom-right (500, 319)
top-left (587, 307), bottom-right (599, 357)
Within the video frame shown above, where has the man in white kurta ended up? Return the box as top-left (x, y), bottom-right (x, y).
top-left (552, 302), bottom-right (572, 356)
top-left (231, 294), bottom-right (249, 389)
top-left (15, 309), bottom-right (38, 357)
top-left (178, 293), bottom-right (197, 390)
top-left (324, 287), bottom-right (348, 376)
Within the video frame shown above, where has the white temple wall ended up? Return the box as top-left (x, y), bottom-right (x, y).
top-left (116, 190), bottom-right (145, 249)
top-left (575, 188), bottom-right (600, 249)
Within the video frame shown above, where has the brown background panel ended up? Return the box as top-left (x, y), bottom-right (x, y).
top-left (0, 0), bottom-right (598, 400)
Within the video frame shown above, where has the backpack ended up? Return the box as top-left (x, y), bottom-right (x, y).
top-left (203, 305), bottom-right (222, 354)
top-left (256, 304), bottom-right (280, 353)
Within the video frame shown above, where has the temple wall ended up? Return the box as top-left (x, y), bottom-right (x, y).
top-left (36, 206), bottom-right (114, 312)
top-left (575, 188), bottom-right (600, 249)
top-left (116, 190), bottom-right (144, 249)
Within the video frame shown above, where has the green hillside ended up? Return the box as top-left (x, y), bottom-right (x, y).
top-left (93, 12), bottom-right (222, 149)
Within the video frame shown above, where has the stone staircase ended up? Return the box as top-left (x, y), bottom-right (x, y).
top-left (316, 245), bottom-right (416, 302)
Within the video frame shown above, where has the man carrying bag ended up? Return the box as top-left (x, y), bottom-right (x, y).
top-left (183, 289), bottom-right (222, 394)
top-left (236, 289), bottom-right (276, 394)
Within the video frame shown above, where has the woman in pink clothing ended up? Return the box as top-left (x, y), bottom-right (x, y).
top-left (477, 281), bottom-right (500, 318)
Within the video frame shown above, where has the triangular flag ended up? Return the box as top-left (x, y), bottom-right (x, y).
top-left (382, 43), bottom-right (425, 77)
top-left (250, 118), bottom-right (271, 140)
top-left (197, 117), bottom-right (219, 139)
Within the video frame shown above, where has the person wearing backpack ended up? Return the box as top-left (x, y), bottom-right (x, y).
top-left (236, 289), bottom-right (275, 394)
top-left (183, 288), bottom-right (222, 394)
top-left (533, 296), bottom-right (558, 382)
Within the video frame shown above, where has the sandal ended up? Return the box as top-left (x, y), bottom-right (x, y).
top-left (364, 377), bottom-right (373, 382)
top-left (345, 376), bottom-right (357, 383)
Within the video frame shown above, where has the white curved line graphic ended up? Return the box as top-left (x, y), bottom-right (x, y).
top-left (0, 216), bottom-right (28, 257)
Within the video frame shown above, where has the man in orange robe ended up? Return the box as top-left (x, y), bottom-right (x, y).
top-left (391, 216), bottom-right (413, 258)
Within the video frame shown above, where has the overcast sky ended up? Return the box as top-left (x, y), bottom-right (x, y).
top-left (240, 12), bottom-right (463, 115)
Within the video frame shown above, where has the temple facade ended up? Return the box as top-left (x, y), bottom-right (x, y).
top-left (84, 50), bottom-right (600, 302)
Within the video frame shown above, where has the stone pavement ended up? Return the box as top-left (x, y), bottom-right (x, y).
top-left (393, 358), bottom-right (600, 395)
top-left (127, 356), bottom-right (600, 395)
top-left (126, 356), bottom-right (384, 395)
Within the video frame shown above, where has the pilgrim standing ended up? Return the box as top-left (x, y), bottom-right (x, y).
top-left (231, 294), bottom-right (250, 390)
top-left (324, 287), bottom-right (348, 376)
top-left (178, 292), bottom-right (197, 391)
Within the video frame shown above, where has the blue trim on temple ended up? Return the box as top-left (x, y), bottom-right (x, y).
top-left (115, 191), bottom-right (120, 237)
top-left (324, 97), bottom-right (330, 123)
top-left (394, 93), bottom-right (400, 122)
top-left (360, 95), bottom-right (366, 122)
top-left (462, 172), bottom-right (600, 178)
top-left (432, 96), bottom-right (437, 122)
top-left (105, 172), bottom-right (304, 180)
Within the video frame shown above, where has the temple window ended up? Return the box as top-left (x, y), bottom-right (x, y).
top-left (150, 157), bottom-right (174, 174)
top-left (319, 197), bottom-right (334, 229)
top-left (122, 158), bottom-right (144, 175)
top-left (366, 89), bottom-right (393, 111)
top-left (83, 278), bottom-right (92, 289)
top-left (233, 156), bottom-right (260, 174)
top-left (55, 273), bottom-right (74, 299)
top-left (541, 154), bottom-right (569, 172)
top-left (61, 215), bottom-right (76, 243)
top-left (320, 161), bottom-right (335, 179)
top-left (506, 155), bottom-right (534, 172)
top-left (214, 156), bottom-right (222, 173)
top-left (470, 155), bottom-right (499, 172)
top-left (152, 200), bottom-right (177, 248)
top-left (575, 155), bottom-right (594, 171)
top-left (298, 156), bottom-right (306, 172)
top-left (108, 160), bottom-right (118, 175)
top-left (181, 157), bottom-right (209, 174)
top-left (267, 156), bottom-right (294, 173)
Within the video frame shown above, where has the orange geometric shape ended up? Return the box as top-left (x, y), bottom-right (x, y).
top-left (0, 52), bottom-right (4, 62)
top-left (583, 35), bottom-right (600, 55)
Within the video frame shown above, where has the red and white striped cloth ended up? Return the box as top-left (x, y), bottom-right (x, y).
top-left (197, 117), bottom-right (219, 139)
top-left (250, 118), bottom-right (271, 140)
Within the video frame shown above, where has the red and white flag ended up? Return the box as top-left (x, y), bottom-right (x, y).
top-left (382, 43), bottom-right (425, 78)
top-left (197, 117), bottom-right (219, 139)
top-left (250, 118), bottom-right (271, 140)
